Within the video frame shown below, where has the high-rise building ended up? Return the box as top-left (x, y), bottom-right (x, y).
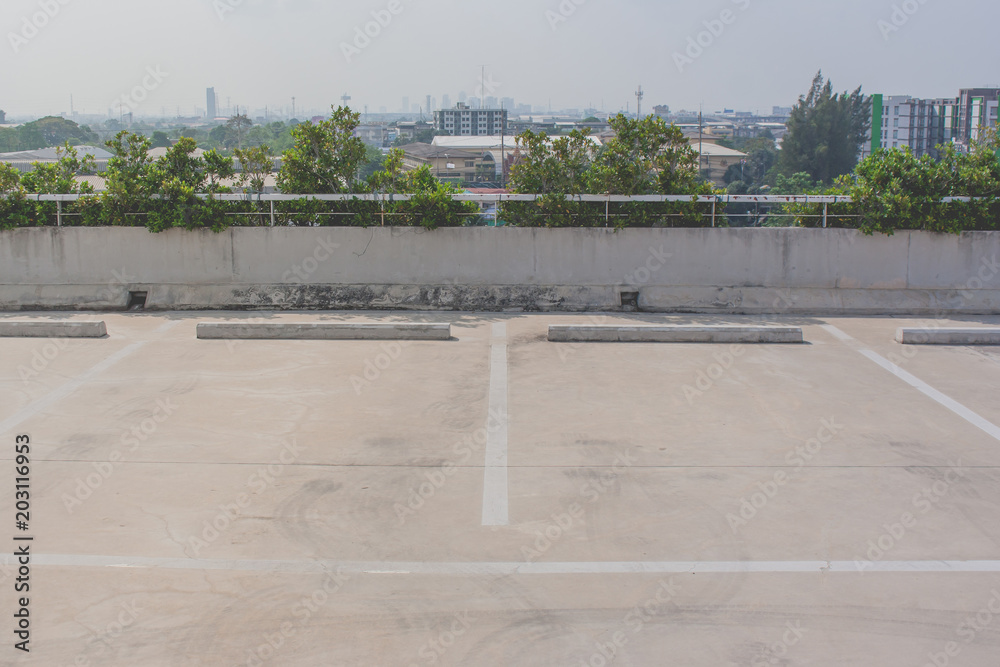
top-left (865, 94), bottom-right (943, 158)
top-left (206, 87), bottom-right (217, 119)
top-left (442, 94), bottom-right (451, 110)
top-left (434, 103), bottom-right (508, 136)
top-left (864, 88), bottom-right (998, 159)
top-left (0, 109), bottom-right (6, 124)
top-left (958, 88), bottom-right (1000, 144)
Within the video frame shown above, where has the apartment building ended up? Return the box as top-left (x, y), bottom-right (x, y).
top-left (864, 89), bottom-right (998, 159)
top-left (433, 103), bottom-right (507, 137)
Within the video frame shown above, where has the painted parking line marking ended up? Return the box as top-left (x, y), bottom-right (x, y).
top-left (0, 321), bottom-right (180, 436)
top-left (821, 324), bottom-right (1000, 442)
top-left (10, 554), bottom-right (1000, 575)
top-left (482, 323), bottom-right (510, 526)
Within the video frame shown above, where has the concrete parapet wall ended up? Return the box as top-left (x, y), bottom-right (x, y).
top-left (1, 227), bottom-right (998, 313)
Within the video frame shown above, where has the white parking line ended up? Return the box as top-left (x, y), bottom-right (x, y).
top-left (0, 322), bottom-right (180, 436)
top-left (482, 323), bottom-right (510, 526)
top-left (10, 554), bottom-right (1000, 575)
top-left (821, 324), bottom-right (1000, 442)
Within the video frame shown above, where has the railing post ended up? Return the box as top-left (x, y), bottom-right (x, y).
top-left (823, 202), bottom-right (828, 228)
top-left (56, 200), bottom-right (62, 227)
top-left (380, 194), bottom-right (385, 227)
top-left (711, 198), bottom-right (716, 228)
top-left (269, 199), bottom-right (275, 227)
top-left (605, 197), bottom-right (610, 227)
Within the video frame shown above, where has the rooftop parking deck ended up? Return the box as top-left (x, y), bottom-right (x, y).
top-left (2, 311), bottom-right (1000, 666)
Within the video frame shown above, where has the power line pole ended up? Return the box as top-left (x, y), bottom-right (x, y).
top-left (699, 104), bottom-right (704, 174)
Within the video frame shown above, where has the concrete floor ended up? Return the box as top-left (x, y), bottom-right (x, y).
top-left (2, 312), bottom-right (1000, 666)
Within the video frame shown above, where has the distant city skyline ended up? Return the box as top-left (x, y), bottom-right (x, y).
top-left (3, 0), bottom-right (998, 119)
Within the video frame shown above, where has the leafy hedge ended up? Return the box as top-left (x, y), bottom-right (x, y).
top-left (0, 108), bottom-right (477, 232)
top-left (504, 116), bottom-right (714, 228)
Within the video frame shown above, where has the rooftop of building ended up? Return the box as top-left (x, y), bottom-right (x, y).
top-left (2, 310), bottom-right (999, 664)
top-left (432, 135), bottom-right (603, 150)
top-left (399, 143), bottom-right (484, 160)
top-left (0, 145), bottom-right (112, 161)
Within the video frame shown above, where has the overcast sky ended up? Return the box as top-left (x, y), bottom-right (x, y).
top-left (2, 0), bottom-right (998, 119)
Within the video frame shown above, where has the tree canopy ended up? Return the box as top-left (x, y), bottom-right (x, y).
top-left (505, 114), bottom-right (711, 227)
top-left (276, 106), bottom-right (368, 194)
top-left (0, 117), bottom-right (99, 152)
top-left (778, 72), bottom-right (871, 184)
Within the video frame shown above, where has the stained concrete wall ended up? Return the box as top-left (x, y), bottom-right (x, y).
top-left (1, 227), bottom-right (998, 313)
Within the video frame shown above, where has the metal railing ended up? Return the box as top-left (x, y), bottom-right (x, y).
top-left (13, 193), bottom-right (986, 228)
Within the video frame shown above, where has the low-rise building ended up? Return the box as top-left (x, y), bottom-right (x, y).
top-left (353, 123), bottom-right (389, 147)
top-left (432, 135), bottom-right (604, 184)
top-left (0, 145), bottom-right (112, 173)
top-left (394, 120), bottom-right (434, 141)
top-left (398, 143), bottom-right (493, 185)
top-left (694, 143), bottom-right (747, 186)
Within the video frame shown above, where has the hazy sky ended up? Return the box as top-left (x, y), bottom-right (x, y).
top-left (2, 0), bottom-right (998, 119)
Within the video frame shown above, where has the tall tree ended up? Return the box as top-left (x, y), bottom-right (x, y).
top-left (276, 106), bottom-right (367, 194)
top-left (226, 113), bottom-right (253, 150)
top-left (779, 72), bottom-right (871, 184)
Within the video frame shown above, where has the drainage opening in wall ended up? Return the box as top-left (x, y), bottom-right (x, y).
top-left (620, 290), bottom-right (639, 311)
top-left (127, 291), bottom-right (148, 311)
